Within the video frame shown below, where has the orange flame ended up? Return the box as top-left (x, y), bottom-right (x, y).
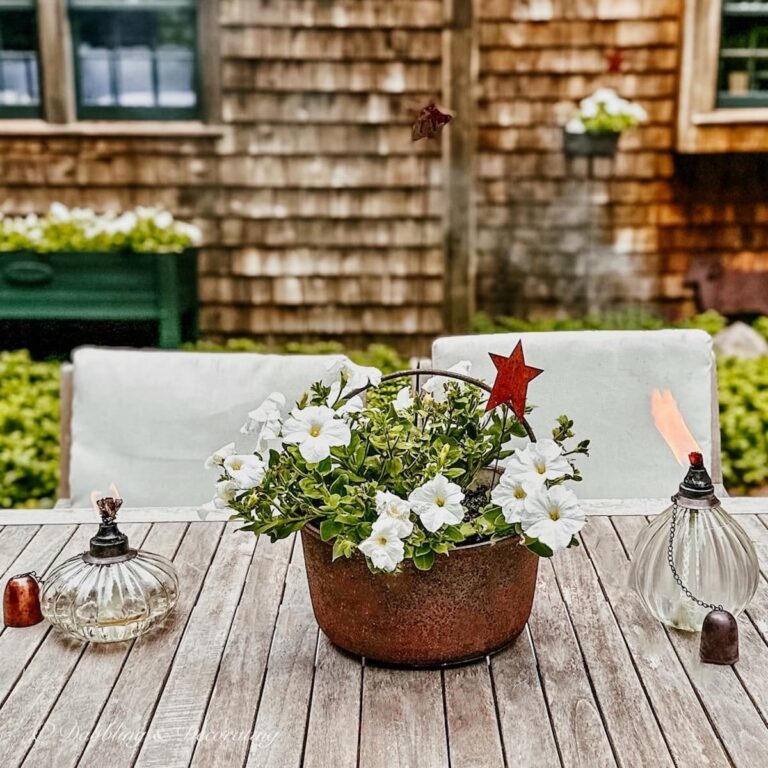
top-left (651, 389), bottom-right (701, 466)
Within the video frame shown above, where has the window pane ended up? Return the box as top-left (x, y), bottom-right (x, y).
top-left (718, 4), bottom-right (768, 106)
top-left (0, 10), bottom-right (40, 112)
top-left (72, 8), bottom-right (198, 119)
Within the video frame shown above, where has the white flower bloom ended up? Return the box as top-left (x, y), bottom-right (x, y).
top-left (579, 97), bottom-right (598, 118)
top-left (393, 386), bottom-right (414, 412)
top-left (408, 475), bottom-right (465, 532)
top-left (241, 392), bottom-right (285, 439)
top-left (491, 477), bottom-right (535, 524)
top-left (224, 454), bottom-right (266, 490)
top-left (422, 360), bottom-right (472, 403)
top-left (504, 439), bottom-right (572, 488)
top-left (49, 202), bottom-right (70, 221)
top-left (592, 87), bottom-right (618, 105)
top-left (375, 490), bottom-right (413, 537)
top-left (153, 210), bottom-right (173, 229)
top-left (358, 518), bottom-right (406, 572)
top-left (565, 117), bottom-right (587, 134)
top-left (326, 359), bottom-right (382, 397)
top-left (204, 441), bottom-right (236, 469)
top-left (326, 382), bottom-right (364, 418)
top-left (521, 485), bottom-right (585, 551)
top-left (628, 102), bottom-right (648, 122)
top-left (282, 405), bottom-right (351, 463)
top-left (213, 479), bottom-right (238, 509)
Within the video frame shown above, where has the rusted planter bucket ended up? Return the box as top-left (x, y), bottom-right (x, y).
top-left (301, 526), bottom-right (539, 667)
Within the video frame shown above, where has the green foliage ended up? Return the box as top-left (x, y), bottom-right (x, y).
top-left (567, 88), bottom-right (647, 135)
top-left (0, 351), bottom-right (60, 509)
top-left (718, 356), bottom-right (768, 492)
top-left (0, 203), bottom-right (200, 254)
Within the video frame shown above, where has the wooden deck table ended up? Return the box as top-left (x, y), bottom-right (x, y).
top-left (0, 499), bottom-right (766, 768)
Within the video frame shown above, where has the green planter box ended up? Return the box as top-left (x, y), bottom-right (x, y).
top-left (0, 250), bottom-right (198, 348)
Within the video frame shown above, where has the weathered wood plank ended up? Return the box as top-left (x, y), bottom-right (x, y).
top-left (581, 516), bottom-right (730, 768)
top-left (190, 534), bottom-right (295, 768)
top-left (551, 542), bottom-right (675, 767)
top-left (444, 660), bottom-right (505, 768)
top-left (528, 558), bottom-right (616, 768)
top-left (134, 523), bottom-right (256, 768)
top-left (359, 665), bottom-right (449, 768)
top-left (740, 515), bottom-right (768, 645)
top-left (245, 543), bottom-right (319, 768)
top-left (613, 516), bottom-right (768, 767)
top-left (0, 525), bottom-right (41, 584)
top-left (0, 524), bottom-right (150, 768)
top-left (490, 630), bottom-right (560, 768)
top-left (303, 633), bottom-right (362, 768)
top-left (2, 498), bottom-right (763, 527)
top-left (22, 523), bottom-right (188, 768)
top-left (77, 522), bottom-right (225, 767)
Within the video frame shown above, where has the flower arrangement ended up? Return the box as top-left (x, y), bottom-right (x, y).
top-left (0, 203), bottom-right (201, 254)
top-left (565, 87), bottom-right (647, 135)
top-left (208, 360), bottom-right (590, 573)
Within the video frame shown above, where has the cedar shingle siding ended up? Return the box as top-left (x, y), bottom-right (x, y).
top-left (2, 0), bottom-right (767, 354)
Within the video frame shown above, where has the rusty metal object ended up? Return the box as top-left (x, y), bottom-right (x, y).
top-left (301, 526), bottom-right (539, 667)
top-left (700, 609), bottom-right (739, 665)
top-left (686, 258), bottom-right (768, 315)
top-left (3, 572), bottom-right (43, 628)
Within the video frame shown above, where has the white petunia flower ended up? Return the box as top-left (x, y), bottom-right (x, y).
top-left (326, 359), bottom-right (382, 399)
top-left (224, 454), bottom-right (266, 490)
top-left (241, 392), bottom-right (286, 443)
top-left (153, 210), bottom-right (173, 229)
top-left (491, 477), bottom-right (535, 524)
top-left (504, 439), bottom-right (572, 488)
top-left (49, 202), bottom-right (70, 221)
top-left (375, 490), bottom-right (414, 538)
top-left (393, 386), bottom-right (414, 412)
top-left (204, 442), bottom-right (236, 469)
top-left (591, 87), bottom-right (618, 105)
top-left (212, 479), bottom-right (238, 509)
top-left (358, 518), bottom-right (406, 572)
top-left (579, 97), bottom-right (598, 118)
top-left (521, 485), bottom-right (585, 551)
top-left (565, 117), bottom-right (587, 134)
top-left (408, 474), bottom-right (465, 532)
top-left (282, 405), bottom-right (351, 463)
top-left (422, 360), bottom-right (472, 403)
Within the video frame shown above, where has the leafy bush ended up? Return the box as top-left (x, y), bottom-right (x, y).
top-left (0, 351), bottom-right (60, 508)
top-left (565, 88), bottom-right (647, 135)
top-left (0, 203), bottom-right (201, 254)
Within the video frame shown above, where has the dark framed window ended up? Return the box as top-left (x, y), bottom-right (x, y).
top-left (69, 0), bottom-right (199, 120)
top-left (0, 0), bottom-right (41, 118)
top-left (718, 1), bottom-right (768, 106)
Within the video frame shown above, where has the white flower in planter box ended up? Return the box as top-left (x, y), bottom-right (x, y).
top-left (393, 386), bottom-right (414, 412)
top-left (375, 491), bottom-right (414, 538)
top-left (224, 454), bottom-right (266, 490)
top-left (204, 442), bottom-right (236, 469)
top-left (504, 439), bottom-right (572, 487)
top-left (282, 405), bottom-right (352, 463)
top-left (409, 474), bottom-right (465, 532)
top-left (565, 87), bottom-right (647, 135)
top-left (213, 479), bottom-right (238, 509)
top-left (241, 392), bottom-right (286, 453)
top-left (490, 477), bottom-right (535, 524)
top-left (358, 518), bottom-right (406, 572)
top-left (521, 485), bottom-right (586, 552)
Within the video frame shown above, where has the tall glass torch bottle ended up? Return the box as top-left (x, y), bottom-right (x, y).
top-left (631, 452), bottom-right (759, 632)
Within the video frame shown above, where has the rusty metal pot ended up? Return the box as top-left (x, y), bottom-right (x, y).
top-left (301, 525), bottom-right (539, 667)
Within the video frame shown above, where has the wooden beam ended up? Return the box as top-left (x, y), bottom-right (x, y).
top-left (38, 0), bottom-right (75, 123)
top-left (442, 0), bottom-right (477, 334)
top-left (199, 0), bottom-right (223, 123)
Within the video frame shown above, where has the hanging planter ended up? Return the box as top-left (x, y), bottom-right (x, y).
top-left (563, 129), bottom-right (620, 157)
top-left (210, 349), bottom-right (591, 667)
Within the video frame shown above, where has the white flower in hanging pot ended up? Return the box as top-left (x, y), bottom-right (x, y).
top-left (223, 454), bottom-right (266, 490)
top-left (408, 474), bottom-right (465, 532)
top-left (521, 485), bottom-right (586, 552)
top-left (504, 439), bottom-right (572, 487)
top-left (375, 490), bottom-right (414, 538)
top-left (358, 518), bottom-right (406, 572)
top-left (282, 405), bottom-right (352, 463)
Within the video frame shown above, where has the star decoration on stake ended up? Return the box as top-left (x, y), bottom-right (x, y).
top-left (485, 341), bottom-right (543, 421)
top-left (605, 48), bottom-right (624, 74)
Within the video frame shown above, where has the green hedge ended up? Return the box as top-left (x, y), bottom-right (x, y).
top-left (2, 317), bottom-right (768, 507)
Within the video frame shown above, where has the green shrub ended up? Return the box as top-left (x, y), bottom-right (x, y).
top-left (718, 356), bottom-right (768, 492)
top-left (0, 351), bottom-right (60, 508)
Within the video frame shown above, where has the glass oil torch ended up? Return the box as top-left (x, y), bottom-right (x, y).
top-left (631, 452), bottom-right (759, 636)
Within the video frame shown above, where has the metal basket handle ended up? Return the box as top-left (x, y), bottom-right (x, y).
top-left (344, 367), bottom-right (537, 442)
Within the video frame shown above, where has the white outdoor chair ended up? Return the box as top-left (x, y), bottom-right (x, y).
top-left (431, 330), bottom-right (721, 499)
top-left (58, 347), bottom-right (349, 508)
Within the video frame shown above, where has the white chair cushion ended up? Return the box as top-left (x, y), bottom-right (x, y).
top-left (69, 347), bottom-right (348, 508)
top-left (432, 330), bottom-right (716, 499)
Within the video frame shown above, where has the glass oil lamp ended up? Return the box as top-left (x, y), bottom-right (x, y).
top-left (39, 496), bottom-right (179, 643)
top-left (631, 452), bottom-right (759, 634)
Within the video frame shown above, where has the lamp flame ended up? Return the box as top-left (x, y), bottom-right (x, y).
top-left (651, 389), bottom-right (701, 466)
top-left (90, 483), bottom-right (123, 512)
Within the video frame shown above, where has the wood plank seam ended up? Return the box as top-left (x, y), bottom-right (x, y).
top-left (297, 621), bottom-right (322, 767)
top-left (68, 522), bottom-right (191, 768)
top-left (241, 534), bottom-right (299, 760)
top-left (579, 530), bottom-right (687, 768)
top-left (439, 669), bottom-right (454, 768)
top-left (129, 522), bottom-right (229, 762)
top-left (487, 656), bottom-right (513, 768)
top-left (356, 659), bottom-right (365, 768)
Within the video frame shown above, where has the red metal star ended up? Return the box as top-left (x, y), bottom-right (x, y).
top-left (485, 341), bottom-right (543, 420)
top-left (411, 103), bottom-right (452, 141)
top-left (605, 49), bottom-right (624, 74)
